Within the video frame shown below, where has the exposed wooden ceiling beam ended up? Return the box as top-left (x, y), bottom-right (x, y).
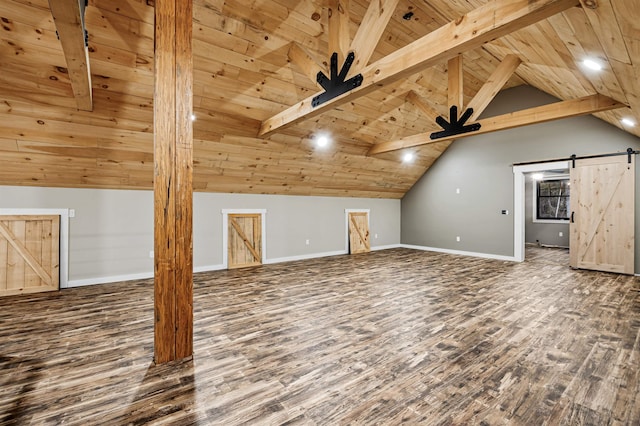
top-left (259, 0), bottom-right (579, 137)
top-left (328, 0), bottom-right (351, 65)
top-left (406, 55), bottom-right (520, 134)
top-left (448, 55), bottom-right (464, 110)
top-left (466, 54), bottom-right (522, 120)
top-left (368, 94), bottom-right (624, 154)
top-left (48, 0), bottom-right (93, 111)
top-left (288, 43), bottom-right (327, 87)
top-left (376, 54), bottom-right (519, 155)
top-left (349, 0), bottom-right (400, 73)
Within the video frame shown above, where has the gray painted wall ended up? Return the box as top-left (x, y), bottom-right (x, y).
top-left (524, 176), bottom-right (569, 247)
top-left (402, 86), bottom-right (640, 263)
top-left (0, 187), bottom-right (400, 283)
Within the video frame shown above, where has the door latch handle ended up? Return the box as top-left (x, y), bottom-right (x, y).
top-left (571, 211), bottom-right (575, 223)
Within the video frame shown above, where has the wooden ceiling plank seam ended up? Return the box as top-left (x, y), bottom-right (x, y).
top-left (259, 0), bottom-right (580, 137)
top-left (552, 9), bottom-right (628, 103)
top-left (536, 15), bottom-right (598, 93)
top-left (369, 94), bottom-right (625, 154)
top-left (328, 0), bottom-right (350, 65)
top-left (0, 1), bottom-right (56, 30)
top-left (579, 0), bottom-right (631, 65)
top-left (348, 0), bottom-right (400, 73)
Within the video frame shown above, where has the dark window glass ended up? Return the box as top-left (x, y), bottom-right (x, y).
top-left (537, 179), bottom-right (570, 220)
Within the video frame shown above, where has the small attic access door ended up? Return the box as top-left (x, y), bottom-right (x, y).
top-left (570, 155), bottom-right (635, 274)
top-left (223, 210), bottom-right (267, 270)
top-left (347, 210), bottom-right (370, 254)
top-left (0, 215), bottom-right (60, 296)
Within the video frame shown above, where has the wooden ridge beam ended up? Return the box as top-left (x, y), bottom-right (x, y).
top-left (328, 0), bottom-right (350, 65)
top-left (368, 94), bottom-right (624, 154)
top-left (259, 0), bottom-right (578, 137)
top-left (48, 0), bottom-right (93, 111)
top-left (349, 0), bottom-right (400, 73)
top-left (154, 0), bottom-right (194, 364)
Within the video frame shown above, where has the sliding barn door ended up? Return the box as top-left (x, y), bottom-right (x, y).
top-left (570, 155), bottom-right (635, 274)
top-left (0, 215), bottom-right (60, 296)
top-left (348, 212), bottom-right (370, 254)
top-left (228, 213), bottom-right (262, 269)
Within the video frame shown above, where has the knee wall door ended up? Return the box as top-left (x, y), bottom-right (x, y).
top-left (0, 215), bottom-right (60, 296)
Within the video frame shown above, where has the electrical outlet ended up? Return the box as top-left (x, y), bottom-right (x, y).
top-left (374, 233), bottom-right (378, 239)
top-left (305, 239), bottom-right (309, 245)
top-left (559, 232), bottom-right (563, 237)
top-left (69, 209), bottom-right (75, 218)
top-left (456, 236), bottom-right (461, 242)
top-left (149, 250), bottom-right (154, 258)
top-left (456, 188), bottom-right (460, 194)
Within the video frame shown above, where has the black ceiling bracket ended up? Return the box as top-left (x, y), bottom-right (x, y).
top-left (312, 52), bottom-right (364, 108)
top-left (430, 105), bottom-right (481, 140)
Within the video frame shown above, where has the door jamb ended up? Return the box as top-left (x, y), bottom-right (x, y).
top-left (221, 209), bottom-right (267, 268)
top-left (512, 161), bottom-right (569, 262)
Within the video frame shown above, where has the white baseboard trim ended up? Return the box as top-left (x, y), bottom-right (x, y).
top-left (194, 264), bottom-right (226, 273)
top-left (264, 245), bottom-right (401, 264)
top-left (66, 246), bottom-right (405, 287)
top-left (68, 264), bottom-right (227, 287)
top-left (264, 250), bottom-right (348, 264)
top-left (371, 244), bottom-right (402, 251)
top-left (68, 271), bottom-right (154, 287)
top-left (401, 244), bottom-right (518, 262)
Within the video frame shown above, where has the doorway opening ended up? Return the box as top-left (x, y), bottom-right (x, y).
top-left (513, 161), bottom-right (569, 262)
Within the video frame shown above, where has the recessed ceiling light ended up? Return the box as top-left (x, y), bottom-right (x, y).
top-left (316, 134), bottom-right (329, 148)
top-left (531, 173), bottom-right (544, 180)
top-left (190, 114), bottom-right (196, 121)
top-left (621, 118), bottom-right (636, 127)
top-left (403, 152), bottom-right (414, 163)
top-left (582, 58), bottom-right (603, 71)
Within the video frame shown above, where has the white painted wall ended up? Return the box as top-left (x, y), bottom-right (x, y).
top-left (0, 187), bottom-right (400, 286)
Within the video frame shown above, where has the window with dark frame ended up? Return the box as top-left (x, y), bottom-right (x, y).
top-left (536, 178), bottom-right (570, 220)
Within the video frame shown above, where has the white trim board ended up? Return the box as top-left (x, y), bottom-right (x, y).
top-left (371, 244), bottom-right (402, 251)
top-left (221, 209), bottom-right (267, 268)
top-left (68, 246), bottom-right (404, 287)
top-left (0, 208), bottom-right (70, 289)
top-left (265, 245), bottom-right (401, 264)
top-left (264, 250), bottom-right (348, 264)
top-left (512, 161), bottom-right (570, 262)
top-left (68, 271), bottom-right (153, 287)
top-left (401, 244), bottom-right (517, 262)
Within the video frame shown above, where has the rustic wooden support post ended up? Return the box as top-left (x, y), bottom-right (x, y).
top-left (153, 0), bottom-right (193, 364)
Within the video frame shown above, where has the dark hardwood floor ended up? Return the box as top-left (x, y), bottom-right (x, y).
top-left (1, 247), bottom-right (639, 425)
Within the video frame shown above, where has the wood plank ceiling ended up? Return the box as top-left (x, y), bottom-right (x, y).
top-left (0, 0), bottom-right (639, 199)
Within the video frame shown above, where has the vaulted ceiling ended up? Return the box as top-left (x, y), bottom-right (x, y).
top-left (1, 0), bottom-right (639, 198)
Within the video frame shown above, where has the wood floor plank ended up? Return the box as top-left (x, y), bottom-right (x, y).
top-left (0, 246), bottom-right (639, 424)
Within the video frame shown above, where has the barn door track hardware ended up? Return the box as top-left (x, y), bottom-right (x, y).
top-left (430, 105), bottom-right (481, 140)
top-left (312, 52), bottom-right (364, 107)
